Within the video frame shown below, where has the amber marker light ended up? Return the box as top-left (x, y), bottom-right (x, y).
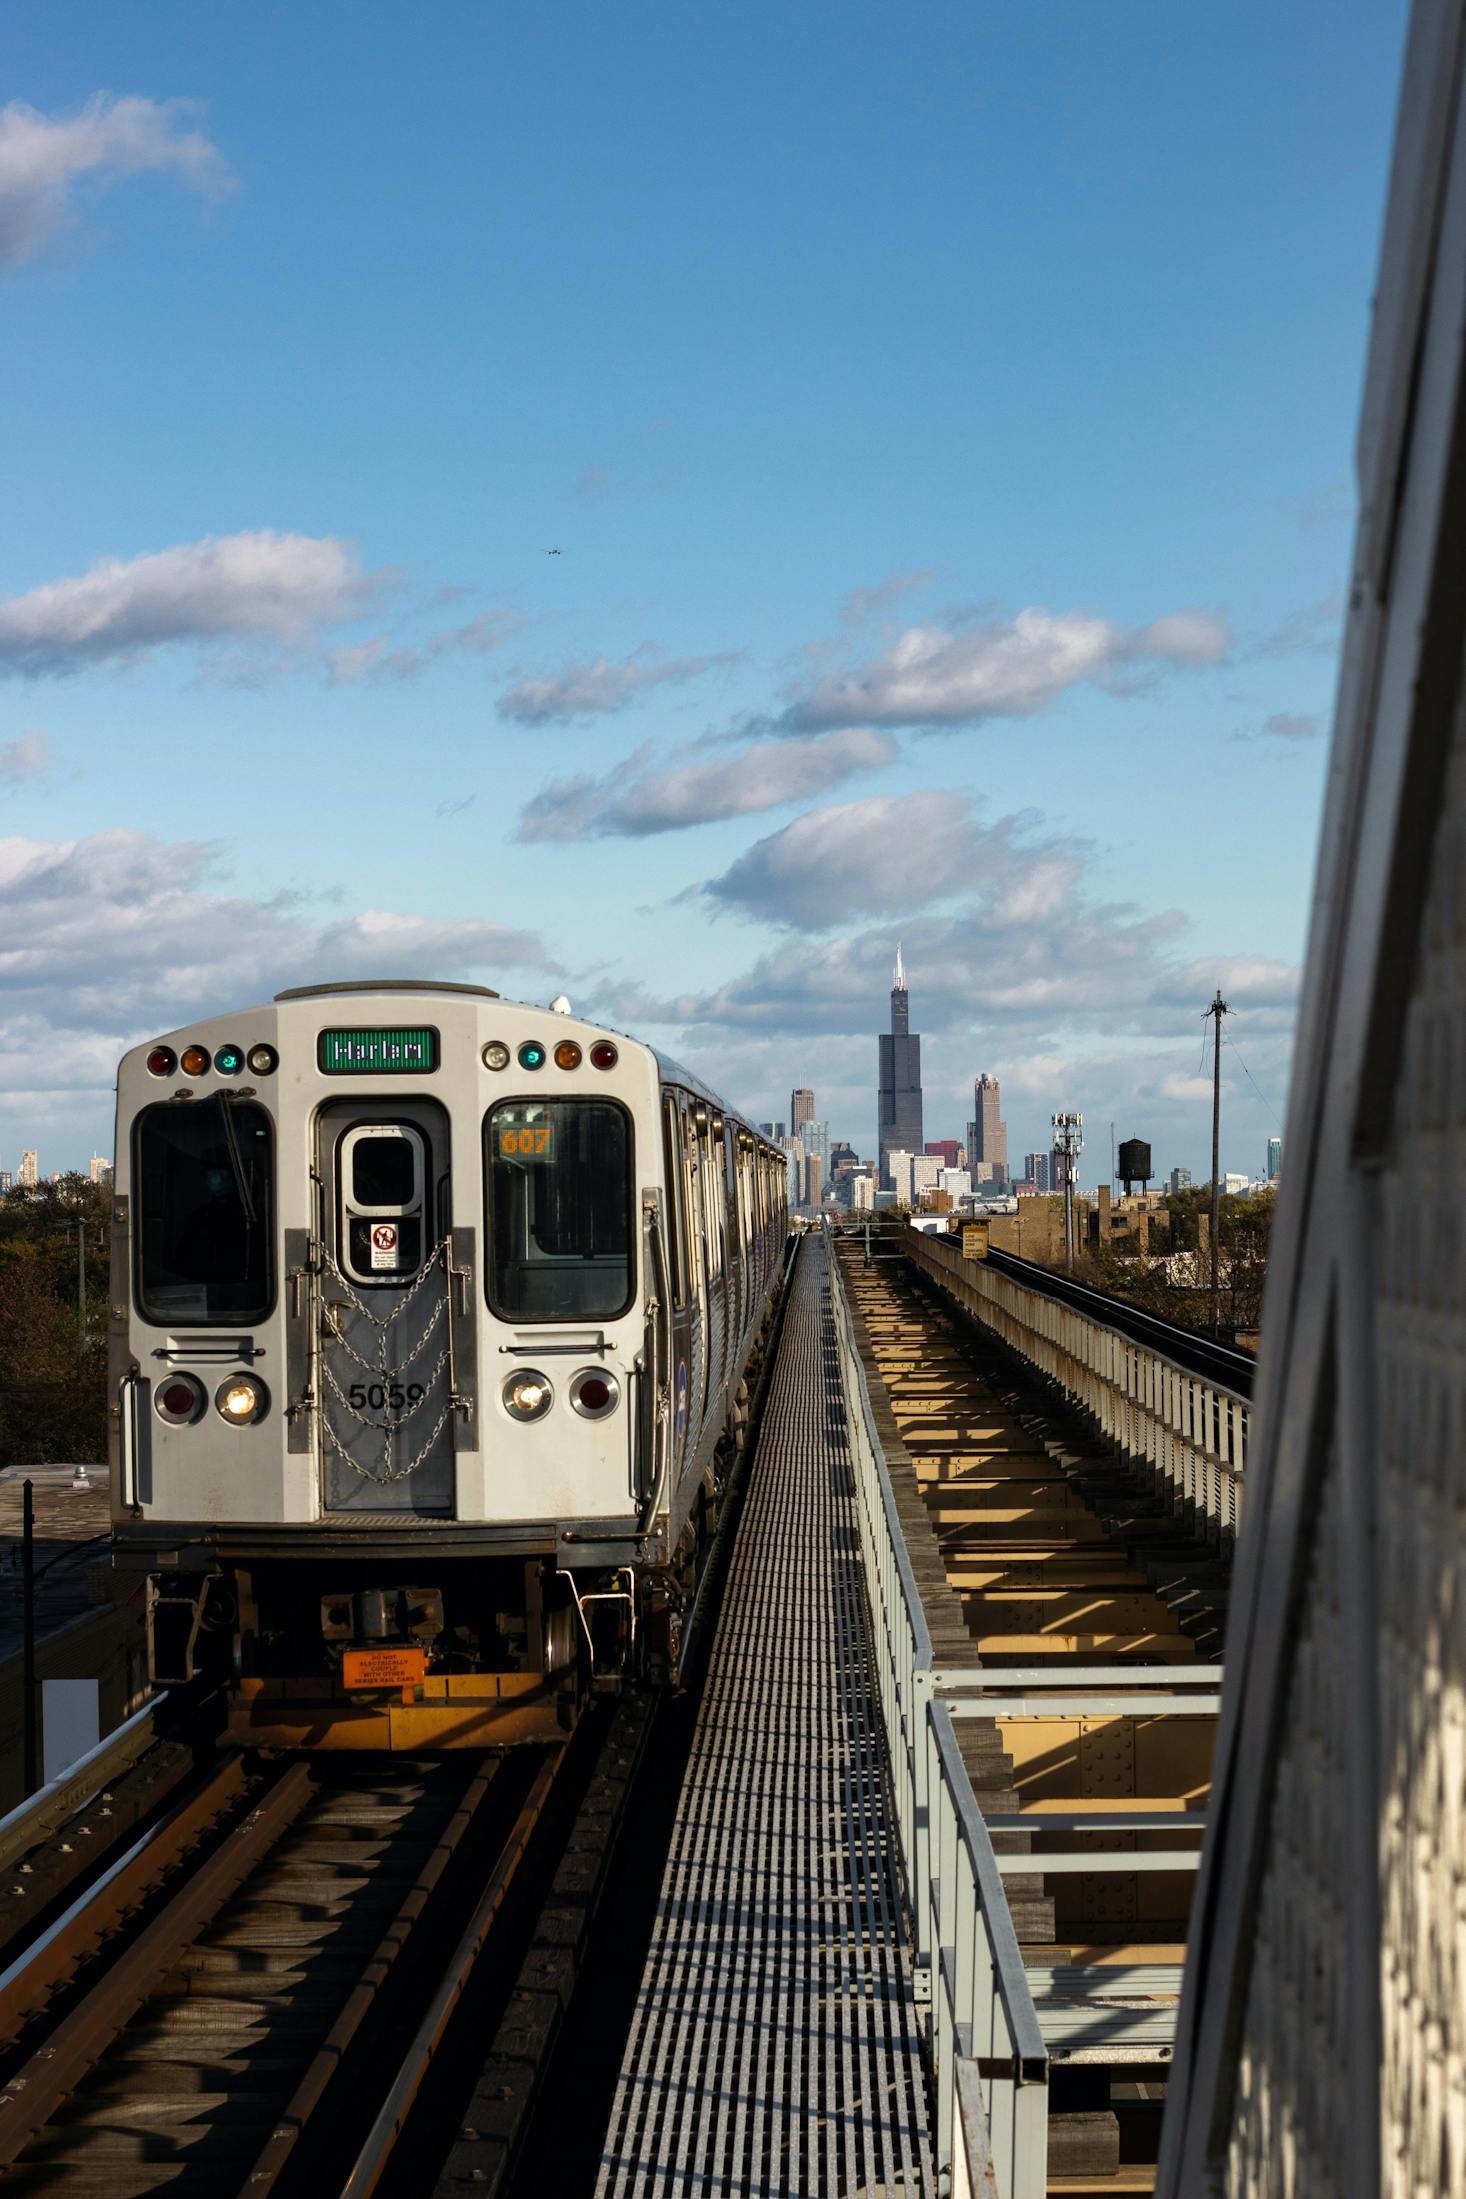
top-left (554, 1040), bottom-right (582, 1070)
top-left (590, 1041), bottom-right (618, 1070)
top-left (180, 1045), bottom-right (211, 1076)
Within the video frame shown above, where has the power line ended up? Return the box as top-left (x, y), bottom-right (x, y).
top-left (1221, 1025), bottom-right (1285, 1130)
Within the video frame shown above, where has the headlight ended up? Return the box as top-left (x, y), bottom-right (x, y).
top-left (503, 1370), bottom-right (553, 1421)
top-left (482, 1040), bottom-right (511, 1071)
top-left (569, 1367), bottom-right (620, 1420)
top-left (215, 1374), bottom-right (267, 1425)
top-left (246, 1044), bottom-right (278, 1076)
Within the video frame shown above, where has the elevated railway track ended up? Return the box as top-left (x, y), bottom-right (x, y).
top-left (834, 1230), bottom-right (1234, 2193)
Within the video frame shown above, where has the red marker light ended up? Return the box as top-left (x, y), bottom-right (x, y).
top-left (146, 1046), bottom-right (177, 1077)
top-left (155, 1374), bottom-right (204, 1424)
top-left (570, 1367), bottom-right (620, 1419)
top-left (589, 1041), bottom-right (618, 1071)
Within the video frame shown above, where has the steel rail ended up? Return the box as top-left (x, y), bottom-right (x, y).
top-left (981, 1247), bottom-right (1255, 1398)
top-left (243, 1754), bottom-right (516, 2194)
top-left (0, 1693), bottom-right (166, 1878)
top-left (338, 1747), bottom-right (565, 2199)
top-left (0, 1746), bottom-right (253, 2037)
top-left (0, 1759), bottom-right (314, 2162)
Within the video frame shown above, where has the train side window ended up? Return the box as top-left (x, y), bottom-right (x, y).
top-left (135, 1098), bottom-right (275, 1325)
top-left (662, 1095), bottom-right (689, 1304)
top-left (697, 1117), bottom-right (720, 1281)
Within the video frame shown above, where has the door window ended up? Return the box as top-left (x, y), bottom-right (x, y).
top-left (337, 1123), bottom-right (428, 1282)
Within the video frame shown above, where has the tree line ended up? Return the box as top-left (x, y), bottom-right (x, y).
top-left (0, 1179), bottom-right (112, 1466)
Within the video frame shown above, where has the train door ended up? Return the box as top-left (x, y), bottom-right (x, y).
top-left (662, 1095), bottom-right (695, 1489)
top-left (680, 1098), bottom-right (710, 1466)
top-left (315, 1099), bottom-right (455, 1514)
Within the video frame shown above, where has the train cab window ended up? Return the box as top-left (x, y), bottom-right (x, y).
top-left (135, 1098), bottom-right (274, 1325)
top-left (486, 1099), bottom-right (632, 1321)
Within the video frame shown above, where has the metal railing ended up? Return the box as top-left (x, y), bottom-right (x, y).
top-left (901, 1228), bottom-right (1250, 1542)
top-left (830, 1256), bottom-right (1049, 2199)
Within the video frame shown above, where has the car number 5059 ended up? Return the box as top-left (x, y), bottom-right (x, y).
top-left (347, 1382), bottom-right (425, 1413)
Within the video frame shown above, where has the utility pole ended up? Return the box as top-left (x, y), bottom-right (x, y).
top-left (1052, 1112), bottom-right (1083, 1272)
top-left (1206, 989), bottom-right (1229, 1331)
top-left (76, 1218), bottom-right (86, 1349)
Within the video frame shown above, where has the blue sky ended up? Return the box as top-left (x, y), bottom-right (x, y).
top-left (0, 0), bottom-right (1406, 1179)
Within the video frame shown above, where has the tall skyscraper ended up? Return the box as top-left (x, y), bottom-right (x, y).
top-left (1267, 1138), bottom-right (1283, 1182)
top-left (790, 1088), bottom-right (815, 1133)
top-left (18, 1150), bottom-right (38, 1188)
top-left (966, 1074), bottom-right (1009, 1185)
top-left (1024, 1152), bottom-right (1051, 1193)
top-left (878, 945), bottom-right (923, 1187)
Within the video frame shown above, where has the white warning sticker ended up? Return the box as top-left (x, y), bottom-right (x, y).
top-left (370, 1221), bottom-right (400, 1271)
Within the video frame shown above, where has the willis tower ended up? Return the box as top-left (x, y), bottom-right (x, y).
top-left (878, 944), bottom-right (924, 1187)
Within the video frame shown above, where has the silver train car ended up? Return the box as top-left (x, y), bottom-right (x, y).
top-left (108, 980), bottom-right (789, 1749)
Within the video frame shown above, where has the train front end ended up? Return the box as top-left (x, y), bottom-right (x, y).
top-left (110, 980), bottom-right (666, 1749)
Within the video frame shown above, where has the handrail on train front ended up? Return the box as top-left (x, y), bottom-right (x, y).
top-left (828, 1249), bottom-right (1048, 2199)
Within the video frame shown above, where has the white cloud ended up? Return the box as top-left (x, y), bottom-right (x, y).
top-left (0, 829), bottom-right (553, 1057)
top-left (0, 728), bottom-right (49, 784)
top-left (518, 727), bottom-right (897, 841)
top-left (1256, 590), bottom-right (1345, 658)
top-left (497, 646), bottom-right (743, 725)
top-left (703, 790), bottom-right (1085, 930)
top-left (1262, 711), bottom-right (1323, 740)
top-left (326, 606), bottom-right (519, 686)
top-left (1161, 956), bottom-right (1301, 1011)
top-left (787, 605), bottom-right (1229, 729)
top-left (1130, 610), bottom-right (1230, 664)
top-left (839, 570), bottom-right (937, 628)
top-left (0, 94), bottom-right (233, 268)
top-left (0, 532), bottom-right (381, 677)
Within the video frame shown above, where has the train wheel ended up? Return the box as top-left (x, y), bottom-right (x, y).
top-left (543, 1594), bottom-right (579, 1681)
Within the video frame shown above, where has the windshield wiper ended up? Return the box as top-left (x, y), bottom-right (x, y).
top-left (218, 1092), bottom-right (258, 1230)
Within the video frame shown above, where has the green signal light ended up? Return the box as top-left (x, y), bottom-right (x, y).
top-left (518, 1041), bottom-right (547, 1070)
top-left (215, 1044), bottom-right (245, 1075)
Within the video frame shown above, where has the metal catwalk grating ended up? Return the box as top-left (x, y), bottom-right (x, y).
top-left (596, 1238), bottom-right (934, 2198)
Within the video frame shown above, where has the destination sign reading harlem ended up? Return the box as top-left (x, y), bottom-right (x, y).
top-left (317, 1026), bottom-right (439, 1075)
